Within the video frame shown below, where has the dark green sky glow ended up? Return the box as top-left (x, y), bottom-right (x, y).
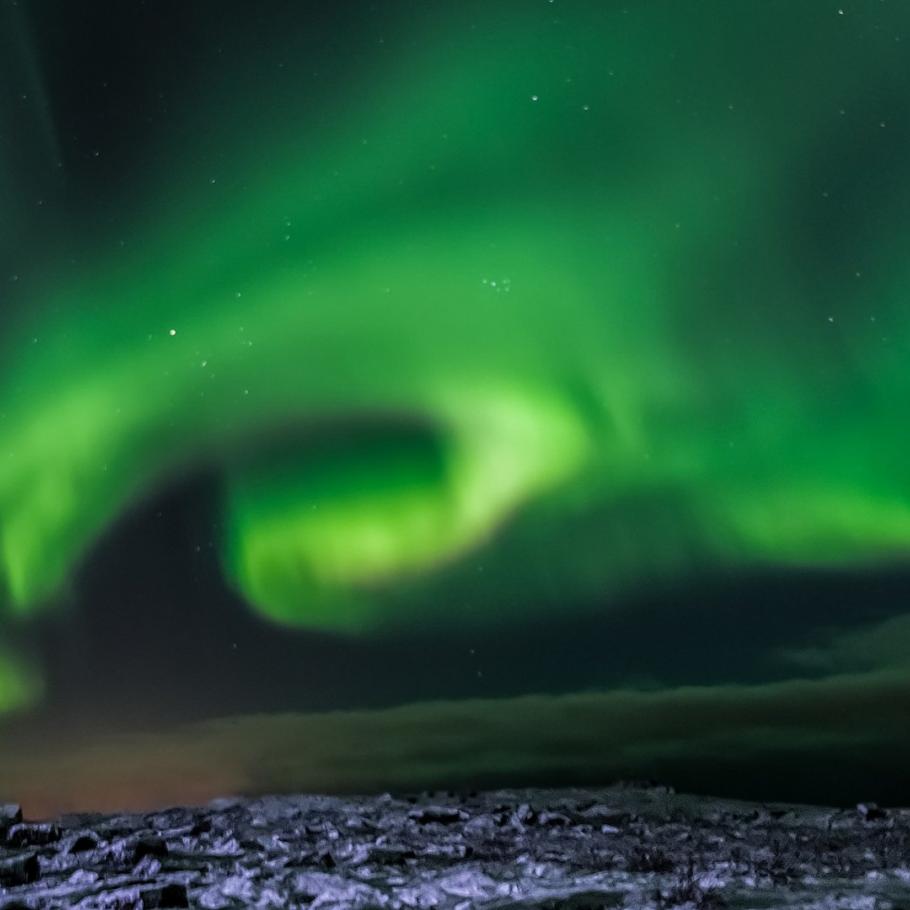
top-left (1, 0), bottom-right (910, 811)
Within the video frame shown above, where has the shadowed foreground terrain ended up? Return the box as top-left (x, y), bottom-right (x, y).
top-left (1, 785), bottom-right (909, 910)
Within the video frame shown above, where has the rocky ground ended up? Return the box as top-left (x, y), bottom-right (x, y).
top-left (1, 784), bottom-right (909, 909)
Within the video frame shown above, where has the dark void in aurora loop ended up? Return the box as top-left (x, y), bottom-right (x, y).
top-left (1, 0), bottom-right (910, 812)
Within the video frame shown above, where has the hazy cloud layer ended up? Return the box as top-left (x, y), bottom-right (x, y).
top-left (3, 668), bottom-right (908, 817)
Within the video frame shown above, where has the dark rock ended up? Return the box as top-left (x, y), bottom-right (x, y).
top-left (0, 805), bottom-right (22, 842)
top-left (0, 804), bottom-right (22, 824)
top-left (662, 877), bottom-right (725, 909)
top-left (579, 808), bottom-right (630, 828)
top-left (538, 811), bottom-right (571, 827)
top-left (857, 802), bottom-right (888, 822)
top-left (494, 892), bottom-right (623, 909)
top-left (133, 836), bottom-right (169, 864)
top-left (368, 845), bottom-right (417, 865)
top-left (626, 847), bottom-right (675, 874)
top-left (4, 823), bottom-right (61, 848)
top-left (69, 834), bottom-right (100, 853)
top-left (141, 883), bottom-right (189, 908)
top-left (0, 852), bottom-right (39, 887)
top-left (317, 848), bottom-right (336, 869)
top-left (189, 817), bottom-right (211, 836)
top-left (408, 806), bottom-right (469, 825)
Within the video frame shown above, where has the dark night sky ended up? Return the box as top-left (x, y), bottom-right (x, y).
top-left (2, 0), bottom-right (910, 812)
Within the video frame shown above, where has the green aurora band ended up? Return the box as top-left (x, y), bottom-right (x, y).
top-left (2, 1), bottom-right (910, 716)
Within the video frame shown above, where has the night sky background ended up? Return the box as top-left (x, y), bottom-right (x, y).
top-left (2, 0), bottom-right (910, 814)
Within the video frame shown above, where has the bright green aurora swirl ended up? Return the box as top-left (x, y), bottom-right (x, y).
top-left (2, 0), bottom-right (910, 719)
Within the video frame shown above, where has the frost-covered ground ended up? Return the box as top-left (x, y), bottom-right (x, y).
top-left (2, 785), bottom-right (909, 909)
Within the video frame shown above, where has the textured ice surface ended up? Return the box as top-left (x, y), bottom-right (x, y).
top-left (1, 785), bottom-right (909, 909)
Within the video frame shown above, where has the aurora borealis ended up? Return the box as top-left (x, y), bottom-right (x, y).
top-left (2, 0), bottom-right (910, 811)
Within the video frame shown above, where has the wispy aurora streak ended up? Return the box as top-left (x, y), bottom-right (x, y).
top-left (2, 0), bottom-right (910, 711)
